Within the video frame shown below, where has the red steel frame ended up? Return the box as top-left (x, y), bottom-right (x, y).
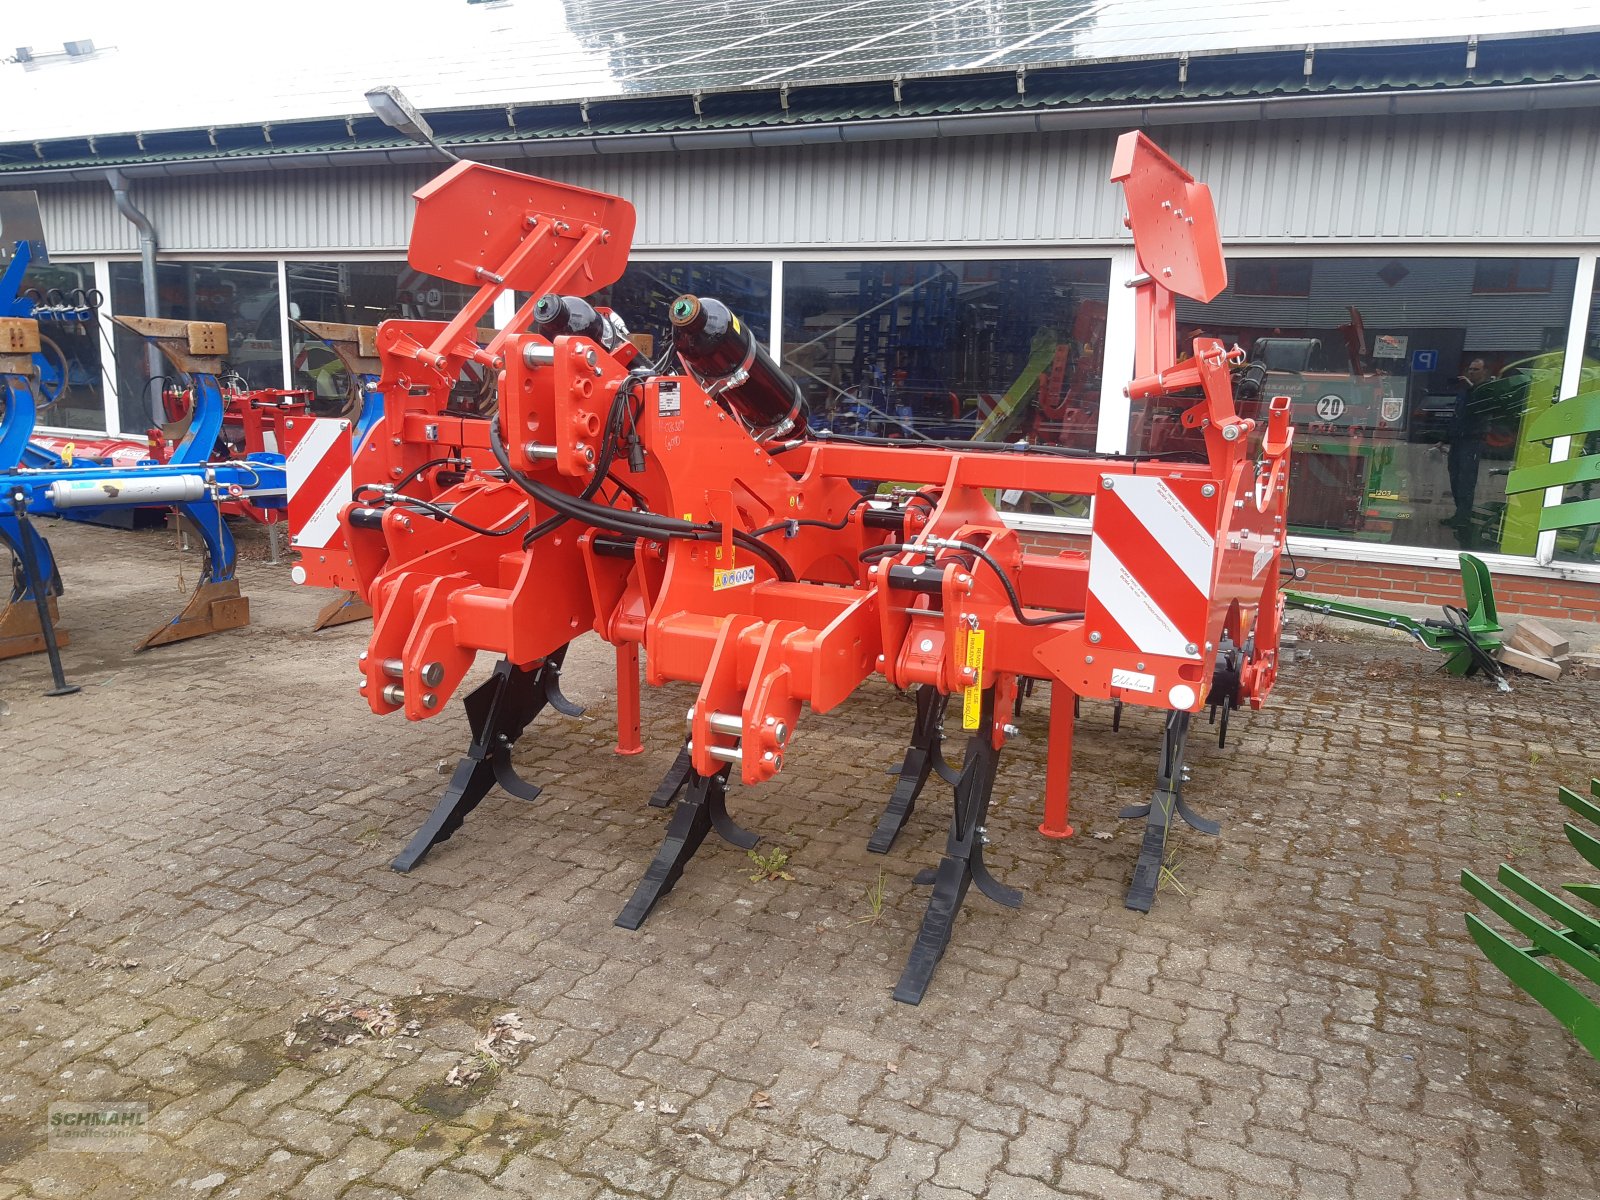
top-left (289, 131), bottom-right (1294, 1003)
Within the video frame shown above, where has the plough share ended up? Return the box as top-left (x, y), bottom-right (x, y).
top-left (291, 131), bottom-right (1295, 1003)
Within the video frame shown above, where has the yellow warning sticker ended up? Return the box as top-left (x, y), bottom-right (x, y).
top-left (713, 565), bottom-right (756, 591)
top-left (962, 628), bottom-right (985, 730)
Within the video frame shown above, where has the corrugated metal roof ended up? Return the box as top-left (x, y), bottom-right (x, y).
top-left (2, 28), bottom-right (1596, 176)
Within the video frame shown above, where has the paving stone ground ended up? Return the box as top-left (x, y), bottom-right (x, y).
top-left (2, 518), bottom-right (1599, 1199)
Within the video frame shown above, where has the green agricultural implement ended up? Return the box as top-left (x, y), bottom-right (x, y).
top-left (1462, 779), bottom-right (1600, 1063)
top-left (1285, 552), bottom-right (1507, 686)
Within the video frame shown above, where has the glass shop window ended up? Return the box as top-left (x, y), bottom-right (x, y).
top-left (1549, 284), bottom-right (1600, 566)
top-left (781, 258), bottom-right (1112, 518)
top-left (515, 261), bottom-right (773, 358)
top-left (1145, 256), bottom-right (1578, 558)
top-left (110, 261), bottom-right (282, 432)
top-left (1234, 260), bottom-right (1312, 297)
top-left (1471, 260), bottom-right (1556, 294)
top-left (591, 260), bottom-right (771, 356)
top-left (284, 261), bottom-right (480, 411)
top-left (16, 261), bottom-right (109, 432)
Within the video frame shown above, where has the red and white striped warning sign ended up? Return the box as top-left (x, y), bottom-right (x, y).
top-left (1086, 475), bottom-right (1215, 660)
top-left (284, 416), bottom-right (355, 589)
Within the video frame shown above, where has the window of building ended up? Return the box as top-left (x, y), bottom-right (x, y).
top-left (781, 258), bottom-right (1110, 516)
top-left (285, 260), bottom-right (478, 327)
top-left (1149, 255), bottom-right (1578, 558)
top-left (284, 261), bottom-right (480, 408)
top-left (516, 261), bottom-right (773, 357)
top-left (18, 261), bottom-right (109, 432)
top-left (110, 261), bottom-right (282, 431)
top-left (1472, 259), bottom-right (1556, 294)
top-left (590, 261), bottom-right (771, 355)
top-left (1233, 259), bottom-right (1312, 297)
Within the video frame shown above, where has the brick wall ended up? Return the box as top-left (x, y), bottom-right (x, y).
top-left (1016, 530), bottom-right (1600, 624)
top-left (1287, 557), bottom-right (1600, 623)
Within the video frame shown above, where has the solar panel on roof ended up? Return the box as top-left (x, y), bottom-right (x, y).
top-left (0, 0), bottom-right (1589, 143)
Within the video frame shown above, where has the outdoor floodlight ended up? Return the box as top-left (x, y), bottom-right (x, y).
top-left (364, 85), bottom-right (460, 162)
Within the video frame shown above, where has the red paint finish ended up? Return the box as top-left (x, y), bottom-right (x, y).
top-left (614, 641), bottom-right (644, 756)
top-left (1040, 683), bottom-right (1076, 839)
top-left (287, 131), bottom-right (1294, 832)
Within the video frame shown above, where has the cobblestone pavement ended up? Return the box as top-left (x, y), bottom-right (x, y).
top-left (2, 519), bottom-right (1599, 1199)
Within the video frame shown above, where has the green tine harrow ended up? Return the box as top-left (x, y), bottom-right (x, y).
top-left (1285, 552), bottom-right (1507, 687)
top-left (1461, 778), bottom-right (1600, 1063)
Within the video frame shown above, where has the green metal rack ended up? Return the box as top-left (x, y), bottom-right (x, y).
top-left (1462, 778), bottom-right (1600, 1064)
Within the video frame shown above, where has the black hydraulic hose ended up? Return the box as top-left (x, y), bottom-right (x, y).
top-left (394, 456), bottom-right (459, 492)
top-left (863, 540), bottom-right (1082, 627)
top-left (957, 539), bottom-right (1083, 626)
top-left (860, 544), bottom-right (912, 563)
top-left (1439, 604), bottom-right (1509, 685)
top-left (480, 377), bottom-right (785, 579)
top-left (355, 456), bottom-right (460, 502)
top-left (488, 419), bottom-right (796, 582)
top-left (513, 375), bottom-right (636, 545)
top-left (606, 471), bottom-right (651, 510)
top-left (749, 495), bottom-right (875, 537)
top-left (728, 531), bottom-right (795, 583)
top-left (386, 493), bottom-right (529, 538)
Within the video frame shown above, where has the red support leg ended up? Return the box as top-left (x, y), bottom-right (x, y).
top-left (1039, 682), bottom-right (1075, 838)
top-left (615, 641), bottom-right (645, 756)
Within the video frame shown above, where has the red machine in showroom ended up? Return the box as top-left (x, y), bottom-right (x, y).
top-left (288, 131), bottom-right (1293, 1003)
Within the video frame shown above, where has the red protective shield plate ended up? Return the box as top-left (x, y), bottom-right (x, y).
top-left (1110, 131), bottom-right (1227, 303)
top-left (408, 161), bottom-right (636, 296)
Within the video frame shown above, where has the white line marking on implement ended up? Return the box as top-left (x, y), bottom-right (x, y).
top-left (1088, 540), bottom-right (1196, 659)
top-left (285, 418), bottom-right (343, 498)
top-left (287, 418), bottom-right (352, 550)
top-left (1114, 477), bottom-right (1215, 593)
top-left (298, 465), bottom-right (351, 550)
